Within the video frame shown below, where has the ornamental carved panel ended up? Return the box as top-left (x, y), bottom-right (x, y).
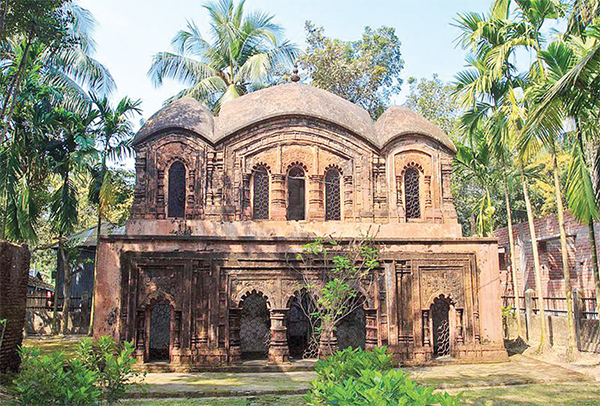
top-left (231, 279), bottom-right (277, 307)
top-left (419, 267), bottom-right (464, 308)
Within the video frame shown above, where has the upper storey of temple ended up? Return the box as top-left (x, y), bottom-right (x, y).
top-left (127, 83), bottom-right (462, 238)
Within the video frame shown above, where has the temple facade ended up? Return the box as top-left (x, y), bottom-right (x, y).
top-left (93, 83), bottom-right (507, 366)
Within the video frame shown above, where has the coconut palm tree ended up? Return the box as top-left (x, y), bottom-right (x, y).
top-left (87, 94), bottom-right (141, 335)
top-left (486, 0), bottom-right (579, 355)
top-left (47, 107), bottom-right (97, 334)
top-left (528, 24), bottom-right (600, 316)
top-left (454, 11), bottom-right (531, 341)
top-left (148, 0), bottom-right (298, 112)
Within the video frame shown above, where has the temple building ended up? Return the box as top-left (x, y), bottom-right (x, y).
top-left (93, 81), bottom-right (507, 366)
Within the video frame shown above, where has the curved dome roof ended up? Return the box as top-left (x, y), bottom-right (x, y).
top-left (133, 84), bottom-right (455, 153)
top-left (214, 83), bottom-right (374, 142)
top-left (133, 97), bottom-right (215, 146)
top-left (374, 106), bottom-right (456, 152)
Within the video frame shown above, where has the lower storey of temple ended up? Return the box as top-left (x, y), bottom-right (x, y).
top-left (93, 236), bottom-right (508, 366)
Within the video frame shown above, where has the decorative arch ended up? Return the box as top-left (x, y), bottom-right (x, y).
top-left (286, 164), bottom-right (306, 221)
top-left (325, 166), bottom-right (341, 221)
top-left (168, 161), bottom-right (186, 218)
top-left (238, 290), bottom-right (271, 359)
top-left (143, 292), bottom-right (177, 363)
top-left (286, 161), bottom-right (308, 173)
top-left (252, 164), bottom-right (270, 220)
top-left (237, 289), bottom-right (272, 309)
top-left (403, 163), bottom-right (422, 220)
top-left (430, 294), bottom-right (455, 357)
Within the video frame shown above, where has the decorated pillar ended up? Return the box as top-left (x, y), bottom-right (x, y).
top-left (343, 175), bottom-right (354, 220)
top-left (135, 310), bottom-right (145, 362)
top-left (308, 174), bottom-right (324, 221)
top-left (422, 310), bottom-right (431, 348)
top-left (271, 174), bottom-right (286, 220)
top-left (395, 175), bottom-right (405, 221)
top-left (268, 308), bottom-right (290, 363)
top-left (242, 173), bottom-right (251, 219)
top-left (228, 307), bottom-right (242, 364)
top-left (364, 308), bottom-right (378, 350)
top-left (456, 309), bottom-right (464, 345)
top-left (156, 169), bottom-right (165, 219)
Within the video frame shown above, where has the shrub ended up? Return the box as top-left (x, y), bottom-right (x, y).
top-left (75, 336), bottom-right (143, 404)
top-left (12, 348), bottom-right (100, 405)
top-left (307, 347), bottom-right (461, 406)
top-left (13, 336), bottom-right (142, 405)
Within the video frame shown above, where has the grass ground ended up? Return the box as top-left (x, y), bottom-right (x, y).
top-left (121, 383), bottom-right (600, 406)
top-left (21, 334), bottom-right (84, 357)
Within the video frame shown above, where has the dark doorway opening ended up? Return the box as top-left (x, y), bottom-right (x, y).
top-left (431, 296), bottom-right (451, 357)
top-left (149, 302), bottom-right (171, 362)
top-left (287, 167), bottom-right (305, 220)
top-left (336, 300), bottom-right (366, 350)
top-left (286, 291), bottom-right (318, 359)
top-left (239, 292), bottom-right (270, 360)
top-left (168, 161), bottom-right (186, 218)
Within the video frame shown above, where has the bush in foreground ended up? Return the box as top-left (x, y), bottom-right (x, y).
top-left (306, 347), bottom-right (461, 405)
top-left (12, 336), bottom-right (142, 405)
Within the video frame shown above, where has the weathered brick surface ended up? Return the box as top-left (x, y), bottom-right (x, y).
top-left (0, 241), bottom-right (30, 372)
top-left (495, 212), bottom-right (600, 298)
top-left (95, 85), bottom-right (507, 367)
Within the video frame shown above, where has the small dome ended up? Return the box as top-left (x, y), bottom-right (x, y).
top-left (375, 106), bottom-right (456, 152)
top-left (214, 83), bottom-right (374, 142)
top-left (133, 97), bottom-right (215, 146)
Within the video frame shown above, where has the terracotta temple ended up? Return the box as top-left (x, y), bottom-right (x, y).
top-left (93, 81), bottom-right (507, 366)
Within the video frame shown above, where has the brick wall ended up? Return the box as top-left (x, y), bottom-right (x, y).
top-left (0, 241), bottom-right (30, 372)
top-left (495, 212), bottom-right (600, 299)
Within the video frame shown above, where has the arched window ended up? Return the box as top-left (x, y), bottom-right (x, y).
top-left (325, 168), bottom-right (341, 220)
top-left (404, 167), bottom-right (420, 219)
top-left (168, 161), bottom-right (186, 218)
top-left (287, 167), bottom-right (305, 221)
top-left (253, 167), bottom-right (269, 220)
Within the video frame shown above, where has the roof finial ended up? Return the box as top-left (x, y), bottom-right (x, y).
top-left (291, 60), bottom-right (300, 83)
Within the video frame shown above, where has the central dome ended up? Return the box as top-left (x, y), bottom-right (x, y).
top-left (214, 83), bottom-right (374, 142)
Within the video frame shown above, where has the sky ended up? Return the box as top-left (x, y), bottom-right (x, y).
top-left (79, 0), bottom-right (492, 124)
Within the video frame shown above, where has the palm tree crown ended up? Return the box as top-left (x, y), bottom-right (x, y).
top-left (148, 0), bottom-right (298, 112)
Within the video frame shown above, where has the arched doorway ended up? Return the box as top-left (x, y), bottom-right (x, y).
top-left (336, 297), bottom-right (366, 350)
top-left (286, 291), bottom-right (319, 359)
top-left (431, 296), bottom-right (451, 357)
top-left (287, 166), bottom-right (305, 220)
top-left (239, 292), bottom-right (270, 360)
top-left (149, 301), bottom-right (171, 362)
top-left (168, 161), bottom-right (186, 218)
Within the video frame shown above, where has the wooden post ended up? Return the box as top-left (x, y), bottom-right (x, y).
top-left (572, 289), bottom-right (583, 351)
top-left (525, 289), bottom-right (534, 342)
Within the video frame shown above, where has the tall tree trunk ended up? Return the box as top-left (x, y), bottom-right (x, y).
top-left (52, 233), bottom-right (64, 334)
top-left (504, 179), bottom-right (523, 339)
top-left (520, 164), bottom-right (549, 351)
top-left (60, 240), bottom-right (71, 335)
top-left (551, 148), bottom-right (577, 357)
top-left (88, 157), bottom-right (107, 336)
top-left (590, 219), bottom-right (600, 317)
top-left (87, 209), bottom-right (102, 336)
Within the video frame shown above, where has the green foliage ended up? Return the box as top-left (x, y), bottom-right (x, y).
top-left (405, 74), bottom-right (461, 137)
top-left (76, 336), bottom-right (143, 405)
top-left (306, 347), bottom-right (461, 406)
top-left (295, 236), bottom-right (380, 350)
top-left (299, 22), bottom-right (403, 119)
top-left (13, 347), bottom-right (100, 405)
top-left (13, 336), bottom-right (141, 405)
top-left (148, 0), bottom-right (298, 111)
